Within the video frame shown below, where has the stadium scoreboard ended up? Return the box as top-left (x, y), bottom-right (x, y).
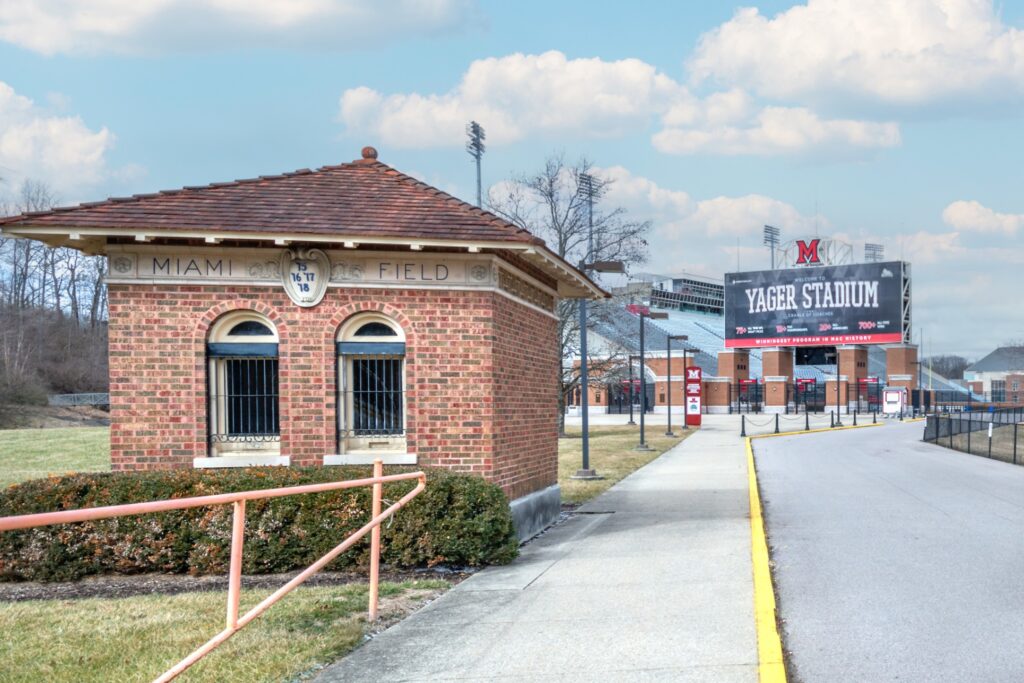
top-left (725, 261), bottom-right (909, 348)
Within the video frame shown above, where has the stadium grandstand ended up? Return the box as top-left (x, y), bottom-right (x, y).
top-left (585, 271), bottom-right (972, 397)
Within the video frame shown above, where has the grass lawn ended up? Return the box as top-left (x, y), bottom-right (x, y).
top-left (559, 425), bottom-right (691, 505)
top-left (0, 427), bottom-right (110, 487)
top-left (0, 579), bottom-right (448, 683)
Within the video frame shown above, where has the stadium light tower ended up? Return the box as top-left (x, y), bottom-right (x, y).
top-left (573, 171), bottom-right (610, 480)
top-left (465, 121), bottom-right (486, 207)
top-left (763, 225), bottom-right (781, 269)
top-left (865, 243), bottom-right (884, 263)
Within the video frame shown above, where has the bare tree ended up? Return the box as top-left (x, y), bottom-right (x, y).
top-left (0, 179), bottom-right (110, 412)
top-left (489, 153), bottom-right (651, 433)
top-left (925, 355), bottom-right (972, 380)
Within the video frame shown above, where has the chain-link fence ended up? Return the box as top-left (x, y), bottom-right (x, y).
top-left (923, 408), bottom-right (1023, 464)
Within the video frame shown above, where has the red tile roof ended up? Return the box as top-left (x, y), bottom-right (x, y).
top-left (0, 149), bottom-right (541, 246)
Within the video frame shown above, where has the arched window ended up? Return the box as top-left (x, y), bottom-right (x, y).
top-left (335, 314), bottom-right (406, 455)
top-left (206, 312), bottom-right (280, 459)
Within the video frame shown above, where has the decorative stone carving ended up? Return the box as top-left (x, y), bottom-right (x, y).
top-left (281, 248), bottom-right (329, 307)
top-left (469, 264), bottom-right (491, 282)
top-left (330, 261), bottom-right (365, 282)
top-left (111, 256), bottom-right (134, 274)
top-left (248, 260), bottom-right (280, 279)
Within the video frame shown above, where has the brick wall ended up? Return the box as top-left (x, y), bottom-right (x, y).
top-left (107, 282), bottom-right (558, 499)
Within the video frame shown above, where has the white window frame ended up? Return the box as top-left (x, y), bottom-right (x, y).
top-left (326, 314), bottom-right (413, 466)
top-left (197, 312), bottom-right (287, 468)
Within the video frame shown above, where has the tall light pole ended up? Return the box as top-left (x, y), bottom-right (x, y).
top-left (665, 334), bottom-right (688, 437)
top-left (865, 243), bottom-right (884, 263)
top-left (636, 307), bottom-right (668, 451)
top-left (465, 121), bottom-right (485, 207)
top-left (573, 173), bottom-right (598, 479)
top-left (572, 175), bottom-right (623, 480)
top-left (764, 225), bottom-right (780, 269)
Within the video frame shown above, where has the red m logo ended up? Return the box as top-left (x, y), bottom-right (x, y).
top-left (796, 239), bottom-right (821, 265)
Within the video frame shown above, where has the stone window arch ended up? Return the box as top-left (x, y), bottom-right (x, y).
top-left (334, 314), bottom-right (407, 459)
top-left (205, 311), bottom-right (281, 462)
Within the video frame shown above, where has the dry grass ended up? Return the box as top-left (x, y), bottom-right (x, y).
top-left (559, 425), bottom-right (690, 505)
top-left (0, 427), bottom-right (110, 487)
top-left (0, 579), bottom-right (449, 683)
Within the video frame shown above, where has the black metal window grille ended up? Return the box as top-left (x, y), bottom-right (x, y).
top-left (211, 357), bottom-right (280, 443)
top-left (343, 355), bottom-right (404, 437)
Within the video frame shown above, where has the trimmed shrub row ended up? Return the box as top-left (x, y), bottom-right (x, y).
top-left (0, 467), bottom-right (518, 582)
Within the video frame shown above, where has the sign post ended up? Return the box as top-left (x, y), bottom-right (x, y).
top-left (685, 367), bottom-right (703, 427)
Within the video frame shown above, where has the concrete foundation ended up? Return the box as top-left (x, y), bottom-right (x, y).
top-left (509, 484), bottom-right (561, 542)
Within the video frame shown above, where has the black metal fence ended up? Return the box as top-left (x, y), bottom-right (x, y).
top-left (606, 380), bottom-right (654, 415)
top-left (923, 408), bottom-right (1023, 464)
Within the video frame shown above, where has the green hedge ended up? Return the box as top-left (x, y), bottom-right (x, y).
top-left (0, 467), bottom-right (518, 582)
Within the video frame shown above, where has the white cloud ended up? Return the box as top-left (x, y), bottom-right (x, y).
top-left (340, 51), bottom-right (685, 148)
top-left (340, 50), bottom-right (899, 155)
top-left (594, 165), bottom-right (826, 275)
top-left (0, 0), bottom-right (476, 55)
top-left (654, 105), bottom-right (900, 156)
top-left (942, 200), bottom-right (1024, 234)
top-left (689, 0), bottom-right (1024, 106)
top-left (0, 81), bottom-right (116, 198)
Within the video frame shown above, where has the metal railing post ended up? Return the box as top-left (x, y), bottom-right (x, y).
top-left (741, 414), bottom-right (747, 437)
top-left (805, 411), bottom-right (810, 431)
top-left (1014, 423), bottom-right (1018, 465)
top-left (226, 500), bottom-right (245, 630)
top-left (830, 410), bottom-right (835, 428)
top-left (853, 410), bottom-right (858, 426)
top-left (774, 413), bottom-right (780, 434)
top-left (369, 459), bottom-right (383, 621)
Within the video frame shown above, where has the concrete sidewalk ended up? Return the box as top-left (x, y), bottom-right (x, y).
top-left (317, 417), bottom-right (758, 682)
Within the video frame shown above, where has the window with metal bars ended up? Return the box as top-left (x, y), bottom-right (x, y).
top-left (336, 318), bottom-right (406, 453)
top-left (207, 315), bottom-right (281, 456)
top-left (349, 355), bottom-right (404, 436)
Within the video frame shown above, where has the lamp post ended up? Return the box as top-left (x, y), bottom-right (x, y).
top-left (628, 354), bottom-right (640, 425)
top-left (834, 345), bottom-right (843, 427)
top-left (635, 307), bottom-right (668, 451)
top-left (572, 171), bottom-right (625, 481)
top-left (665, 335), bottom-right (688, 437)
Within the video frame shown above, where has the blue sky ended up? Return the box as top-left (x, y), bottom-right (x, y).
top-left (0, 0), bottom-right (1022, 358)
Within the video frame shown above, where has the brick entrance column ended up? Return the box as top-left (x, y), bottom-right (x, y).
top-left (705, 349), bottom-right (750, 414)
top-left (839, 345), bottom-right (868, 411)
top-left (885, 344), bottom-right (919, 392)
top-left (762, 347), bottom-right (794, 414)
top-left (825, 375), bottom-right (850, 414)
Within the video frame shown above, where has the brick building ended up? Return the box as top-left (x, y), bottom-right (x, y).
top-left (0, 147), bottom-right (604, 538)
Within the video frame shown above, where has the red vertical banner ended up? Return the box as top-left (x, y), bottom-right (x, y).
top-left (685, 366), bottom-right (703, 427)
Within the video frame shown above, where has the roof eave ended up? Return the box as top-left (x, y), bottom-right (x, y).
top-left (0, 223), bottom-right (607, 300)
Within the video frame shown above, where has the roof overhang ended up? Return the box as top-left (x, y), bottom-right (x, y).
top-left (0, 224), bottom-right (609, 300)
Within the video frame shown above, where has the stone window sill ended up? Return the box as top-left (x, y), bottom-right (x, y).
top-left (323, 453), bottom-right (417, 466)
top-left (193, 455), bottom-right (290, 469)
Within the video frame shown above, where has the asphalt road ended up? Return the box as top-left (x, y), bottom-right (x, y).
top-left (754, 421), bottom-right (1024, 682)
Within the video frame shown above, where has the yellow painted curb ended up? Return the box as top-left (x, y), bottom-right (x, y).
top-left (752, 420), bottom-right (884, 439)
top-left (746, 437), bottom-right (786, 682)
top-left (745, 419), bottom-right (883, 681)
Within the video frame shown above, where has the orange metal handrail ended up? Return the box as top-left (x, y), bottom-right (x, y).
top-left (0, 460), bottom-right (425, 683)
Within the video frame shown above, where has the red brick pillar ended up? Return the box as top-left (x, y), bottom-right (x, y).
top-left (839, 345), bottom-right (868, 412)
top-left (762, 347), bottom-right (794, 414)
top-left (886, 344), bottom-right (919, 391)
top-left (707, 349), bottom-right (750, 414)
top-left (825, 376), bottom-right (850, 414)
top-left (762, 347), bottom-right (794, 380)
top-left (764, 378), bottom-right (790, 413)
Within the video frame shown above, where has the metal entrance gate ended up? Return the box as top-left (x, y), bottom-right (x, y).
top-left (607, 378), bottom-right (653, 415)
top-left (855, 381), bottom-right (884, 413)
top-left (794, 381), bottom-right (826, 413)
top-left (730, 382), bottom-right (763, 414)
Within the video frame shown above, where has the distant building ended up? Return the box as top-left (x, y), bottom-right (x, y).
top-left (964, 347), bottom-right (1024, 402)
